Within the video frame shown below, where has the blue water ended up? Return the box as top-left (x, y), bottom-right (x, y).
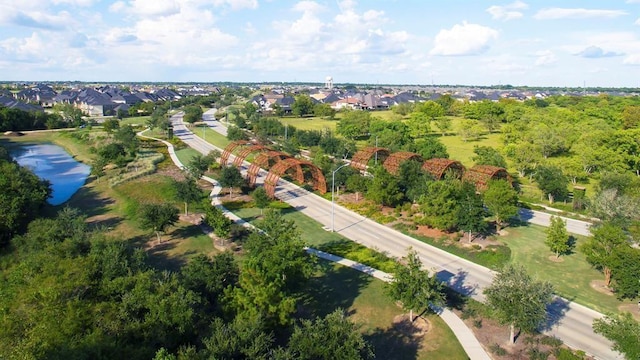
top-left (12, 144), bottom-right (91, 206)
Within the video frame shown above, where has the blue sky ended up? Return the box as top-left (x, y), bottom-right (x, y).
top-left (1, 0), bottom-right (640, 87)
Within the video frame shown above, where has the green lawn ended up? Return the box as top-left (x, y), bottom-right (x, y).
top-left (438, 132), bottom-right (502, 168)
top-left (305, 260), bottom-right (468, 360)
top-left (279, 116), bottom-right (338, 132)
top-left (175, 147), bottom-right (200, 167)
top-left (120, 116), bottom-right (150, 126)
top-left (196, 124), bottom-right (231, 149)
top-left (502, 224), bottom-right (634, 314)
top-left (227, 204), bottom-right (346, 247)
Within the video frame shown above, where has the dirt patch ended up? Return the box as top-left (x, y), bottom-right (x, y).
top-left (179, 213), bottom-right (203, 225)
top-left (618, 304), bottom-right (640, 320)
top-left (218, 193), bottom-right (252, 203)
top-left (392, 314), bottom-right (430, 338)
top-left (414, 225), bottom-right (458, 240)
top-left (547, 255), bottom-right (565, 263)
top-left (3, 131), bottom-right (23, 136)
top-left (590, 280), bottom-right (614, 296)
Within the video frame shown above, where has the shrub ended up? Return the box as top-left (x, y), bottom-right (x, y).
top-left (555, 348), bottom-right (584, 360)
top-left (540, 336), bottom-right (563, 348)
top-left (527, 348), bottom-right (549, 360)
top-left (489, 343), bottom-right (506, 356)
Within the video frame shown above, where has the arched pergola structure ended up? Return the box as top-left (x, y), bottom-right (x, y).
top-left (220, 140), bottom-right (253, 166)
top-left (350, 147), bottom-right (391, 172)
top-left (383, 152), bottom-right (423, 175)
top-left (422, 158), bottom-right (465, 180)
top-left (247, 150), bottom-right (290, 186)
top-left (264, 158), bottom-right (327, 198)
top-left (232, 145), bottom-right (269, 167)
top-left (462, 165), bottom-right (512, 190)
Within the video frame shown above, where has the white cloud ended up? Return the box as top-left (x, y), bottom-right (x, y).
top-left (534, 50), bottom-right (557, 66)
top-left (534, 8), bottom-right (627, 20)
top-left (129, 0), bottom-right (180, 17)
top-left (626, 0), bottom-right (640, 3)
top-left (430, 22), bottom-right (498, 56)
top-left (635, 18), bottom-right (640, 25)
top-left (293, 1), bottom-right (324, 14)
top-left (486, 1), bottom-right (528, 21)
top-left (576, 45), bottom-right (622, 58)
top-left (623, 54), bottom-right (640, 65)
top-left (212, 0), bottom-right (258, 10)
top-left (109, 1), bottom-right (126, 12)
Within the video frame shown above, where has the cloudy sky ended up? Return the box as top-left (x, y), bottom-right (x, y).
top-left (2, 0), bottom-right (640, 87)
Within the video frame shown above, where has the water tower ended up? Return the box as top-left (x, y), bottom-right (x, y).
top-left (325, 76), bottom-right (333, 89)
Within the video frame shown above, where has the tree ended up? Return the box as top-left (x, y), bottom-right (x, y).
top-left (434, 116), bottom-right (452, 136)
top-left (545, 216), bottom-right (572, 259)
top-left (366, 166), bottom-right (404, 207)
top-left (457, 182), bottom-right (487, 242)
top-left (202, 317), bottom-right (274, 359)
top-left (203, 201), bottom-right (233, 239)
top-left (621, 105), bottom-right (640, 129)
top-left (419, 179), bottom-right (462, 231)
top-left (406, 112), bottom-right (431, 138)
top-left (458, 119), bottom-right (484, 141)
top-left (609, 246), bottom-right (640, 300)
top-left (227, 125), bottom-right (248, 141)
top-left (173, 178), bottom-right (203, 215)
top-left (472, 145), bottom-right (507, 168)
top-left (593, 312), bottom-right (640, 360)
top-left (186, 153), bottom-right (214, 179)
top-left (102, 118), bottom-right (120, 132)
top-left (114, 125), bottom-right (139, 156)
top-left (336, 110), bottom-right (371, 140)
top-left (580, 222), bottom-right (628, 287)
top-left (138, 203), bottom-right (179, 243)
top-left (483, 179), bottom-right (519, 232)
top-left (183, 105), bottom-right (203, 124)
top-left (219, 165), bottom-right (245, 198)
top-left (416, 100), bottom-right (445, 121)
top-left (181, 252), bottom-right (239, 307)
top-left (590, 188), bottom-right (640, 228)
top-left (292, 95), bottom-right (315, 117)
top-left (484, 264), bottom-right (554, 344)
top-left (387, 249), bottom-right (446, 322)
top-left (285, 309), bottom-right (374, 360)
top-left (252, 187), bottom-right (270, 215)
top-left (504, 142), bottom-right (541, 178)
top-left (534, 165), bottom-right (569, 204)
top-left (0, 159), bottom-right (51, 247)
top-left (313, 103), bottom-right (336, 118)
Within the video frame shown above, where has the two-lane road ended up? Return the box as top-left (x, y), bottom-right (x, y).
top-left (170, 111), bottom-right (620, 360)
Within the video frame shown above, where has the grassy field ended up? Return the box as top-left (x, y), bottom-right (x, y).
top-left (175, 147), bottom-right (201, 166)
top-left (119, 115), bottom-right (150, 126)
top-left (501, 224), bottom-right (635, 314)
top-left (306, 260), bottom-right (468, 360)
top-left (439, 132), bottom-right (502, 167)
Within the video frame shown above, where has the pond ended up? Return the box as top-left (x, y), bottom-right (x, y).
top-left (12, 143), bottom-right (91, 206)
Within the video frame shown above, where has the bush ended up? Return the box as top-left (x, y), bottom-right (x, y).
top-left (555, 348), bottom-right (585, 360)
top-left (527, 348), bottom-right (549, 360)
top-left (540, 336), bottom-right (563, 348)
top-left (489, 343), bottom-right (506, 356)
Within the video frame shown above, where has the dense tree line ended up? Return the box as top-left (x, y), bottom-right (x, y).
top-left (0, 104), bottom-right (84, 132)
top-left (0, 202), bottom-right (373, 359)
top-left (0, 144), bottom-right (51, 247)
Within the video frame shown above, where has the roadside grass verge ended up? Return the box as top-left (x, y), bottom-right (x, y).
top-left (502, 224), bottom-right (636, 314)
top-left (175, 147), bottom-right (200, 166)
top-left (303, 260), bottom-right (468, 360)
top-left (119, 116), bottom-right (150, 126)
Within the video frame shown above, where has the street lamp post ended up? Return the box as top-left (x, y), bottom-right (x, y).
top-left (331, 163), bottom-right (350, 232)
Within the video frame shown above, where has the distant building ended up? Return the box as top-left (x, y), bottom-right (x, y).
top-left (325, 76), bottom-right (333, 90)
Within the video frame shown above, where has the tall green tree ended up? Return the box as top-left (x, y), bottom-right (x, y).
top-left (219, 165), bottom-right (245, 198)
top-left (173, 178), bottom-right (203, 215)
top-left (472, 145), bottom-right (507, 168)
top-left (457, 182), bottom-right (487, 242)
top-left (483, 179), bottom-right (519, 232)
top-left (291, 95), bottom-right (315, 117)
top-left (387, 249), bottom-right (446, 322)
top-left (139, 203), bottom-right (179, 243)
top-left (366, 166), bottom-right (404, 207)
top-left (593, 312), bottom-right (640, 360)
top-left (419, 179), bottom-right (462, 231)
top-left (609, 246), bottom-right (640, 300)
top-left (251, 187), bottom-right (270, 215)
top-left (183, 105), bottom-right (203, 124)
top-left (580, 222), bottom-right (628, 287)
top-left (285, 309), bottom-right (374, 360)
top-left (484, 264), bottom-right (554, 344)
top-left (545, 216), bottom-right (572, 259)
top-left (336, 111), bottom-right (372, 140)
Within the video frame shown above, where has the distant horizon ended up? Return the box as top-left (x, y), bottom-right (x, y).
top-left (4, 80), bottom-right (640, 91)
top-left (2, 1), bottom-right (640, 87)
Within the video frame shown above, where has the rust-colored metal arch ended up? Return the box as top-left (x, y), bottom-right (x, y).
top-left (462, 165), bottom-right (512, 191)
top-left (247, 150), bottom-right (290, 186)
top-left (233, 145), bottom-right (269, 167)
top-left (383, 152), bottom-right (423, 175)
top-left (350, 147), bottom-right (391, 172)
top-left (264, 158), bottom-right (327, 198)
top-left (220, 140), bottom-right (252, 166)
top-left (422, 158), bottom-right (465, 180)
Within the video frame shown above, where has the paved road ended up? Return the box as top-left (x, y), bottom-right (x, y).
top-left (171, 111), bottom-right (620, 360)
